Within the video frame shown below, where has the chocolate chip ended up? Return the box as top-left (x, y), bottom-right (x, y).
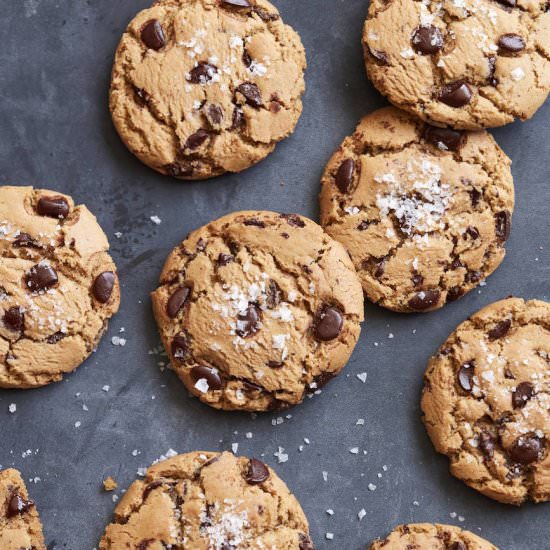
top-left (185, 129), bottom-right (209, 151)
top-left (37, 195), bottom-right (70, 219)
top-left (172, 332), bottom-right (191, 361)
top-left (142, 480), bottom-right (163, 501)
top-left (236, 305), bottom-right (261, 337)
top-left (438, 81), bottom-right (473, 108)
top-left (266, 280), bottom-right (282, 309)
top-left (495, 210), bottom-right (511, 242)
top-left (469, 187), bottom-right (482, 207)
top-left (252, 6), bottom-right (280, 20)
top-left (464, 226), bottom-right (480, 240)
top-left (167, 285), bottom-right (191, 318)
top-left (488, 319), bottom-right (511, 340)
top-left (487, 56), bottom-right (498, 86)
top-left (6, 490), bottom-right (34, 518)
top-left (3, 307), bottom-right (24, 332)
top-left (92, 272), bottom-right (115, 304)
top-left (164, 162), bottom-right (194, 178)
top-left (368, 46), bottom-right (390, 66)
top-left (236, 82), bottom-right (263, 108)
top-left (496, 0), bottom-right (516, 6)
top-left (446, 286), bottom-right (464, 303)
top-left (189, 62), bottom-right (218, 84)
top-left (133, 86), bottom-right (150, 107)
top-left (25, 263), bottom-right (58, 292)
top-left (357, 220), bottom-right (370, 231)
top-left (408, 289), bottom-right (440, 310)
top-left (411, 273), bottom-right (424, 287)
top-left (267, 360), bottom-right (284, 368)
top-left (335, 159), bottom-right (355, 194)
top-left (314, 306), bottom-right (343, 341)
top-left (221, 0), bottom-right (251, 7)
top-left (141, 19), bottom-right (166, 50)
top-left (217, 253), bottom-right (234, 266)
top-left (465, 270), bottom-right (482, 283)
top-left (137, 540), bottom-right (154, 550)
top-left (244, 458), bottom-right (269, 484)
top-left (13, 232), bottom-right (40, 248)
top-left (231, 107), bottom-right (245, 130)
top-left (449, 543), bottom-right (467, 550)
top-left (374, 259), bottom-right (385, 279)
top-left (509, 433), bottom-right (544, 465)
top-left (504, 368), bottom-right (515, 380)
top-left (498, 34), bottom-right (525, 53)
top-left (423, 125), bottom-right (465, 152)
top-left (46, 331), bottom-right (65, 344)
top-left (206, 104), bottom-right (223, 126)
top-left (412, 26), bottom-right (444, 55)
top-left (512, 381), bottom-right (535, 409)
top-left (299, 534), bottom-right (314, 550)
top-left (457, 362), bottom-right (475, 392)
top-left (190, 365), bottom-right (223, 390)
top-left (479, 431), bottom-right (496, 458)
top-left (280, 213), bottom-right (305, 228)
top-left (243, 218), bottom-right (265, 228)
top-left (242, 49), bottom-right (252, 68)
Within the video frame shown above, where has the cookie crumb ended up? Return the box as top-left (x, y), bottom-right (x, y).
top-left (103, 477), bottom-right (118, 492)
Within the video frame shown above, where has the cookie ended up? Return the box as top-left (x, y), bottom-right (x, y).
top-left (363, 0), bottom-right (550, 129)
top-left (99, 451), bottom-right (314, 549)
top-left (422, 298), bottom-right (550, 505)
top-left (110, 0), bottom-right (306, 180)
top-left (0, 186), bottom-right (120, 388)
top-left (151, 210), bottom-right (364, 411)
top-left (0, 468), bottom-right (46, 550)
top-left (319, 107), bottom-right (514, 313)
top-left (368, 523), bottom-right (498, 549)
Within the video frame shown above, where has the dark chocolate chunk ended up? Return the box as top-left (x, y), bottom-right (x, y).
top-left (244, 458), bottom-right (269, 484)
top-left (412, 26), bottom-right (444, 55)
top-left (37, 196), bottom-right (70, 219)
top-left (314, 306), bottom-right (343, 341)
top-left (92, 272), bottom-right (116, 304)
top-left (190, 365), bottom-right (223, 390)
top-left (141, 19), bottom-right (166, 50)
top-left (438, 81), bottom-right (473, 108)
top-left (335, 159), bottom-right (355, 194)
top-left (167, 285), bottom-right (191, 318)
top-left (25, 263), bottom-right (58, 292)
top-left (408, 289), bottom-right (440, 310)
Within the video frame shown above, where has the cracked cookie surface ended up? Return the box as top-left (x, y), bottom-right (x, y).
top-left (0, 186), bottom-right (120, 388)
top-left (110, 0), bottom-right (306, 180)
top-left (363, 0), bottom-right (550, 129)
top-left (319, 107), bottom-right (514, 313)
top-left (0, 468), bottom-right (46, 550)
top-left (368, 523), bottom-right (498, 549)
top-left (99, 451), bottom-right (314, 550)
top-left (151, 210), bottom-right (363, 412)
top-left (422, 298), bottom-right (550, 505)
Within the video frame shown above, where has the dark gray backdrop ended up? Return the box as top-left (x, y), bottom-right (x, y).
top-left (0, 1), bottom-right (549, 549)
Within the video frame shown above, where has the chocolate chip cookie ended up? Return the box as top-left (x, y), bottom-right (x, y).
top-left (110, 0), bottom-right (306, 180)
top-left (319, 107), bottom-right (514, 313)
top-left (0, 186), bottom-right (120, 388)
top-left (363, 0), bottom-right (550, 129)
top-left (368, 523), bottom-right (498, 549)
top-left (0, 468), bottom-right (46, 550)
top-left (422, 298), bottom-right (550, 505)
top-left (99, 451), bottom-right (314, 549)
top-left (151, 210), bottom-right (364, 411)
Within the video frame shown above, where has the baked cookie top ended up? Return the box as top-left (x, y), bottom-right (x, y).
top-left (110, 0), bottom-right (306, 180)
top-left (363, 0), bottom-right (550, 129)
top-left (99, 451), bottom-right (314, 550)
top-left (0, 186), bottom-right (120, 388)
top-left (0, 468), bottom-right (46, 550)
top-left (151, 210), bottom-right (364, 412)
top-left (368, 523), bottom-right (498, 549)
top-left (319, 107), bottom-right (514, 313)
top-left (422, 298), bottom-right (550, 505)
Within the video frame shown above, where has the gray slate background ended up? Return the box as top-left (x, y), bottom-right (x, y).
top-left (0, 1), bottom-right (549, 548)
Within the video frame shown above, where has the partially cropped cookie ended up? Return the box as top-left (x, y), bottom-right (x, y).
top-left (151, 211), bottom-right (364, 411)
top-left (368, 523), bottom-right (497, 549)
top-left (110, 0), bottom-right (306, 180)
top-left (422, 298), bottom-right (550, 505)
top-left (0, 186), bottom-right (120, 388)
top-left (319, 107), bottom-right (514, 313)
top-left (363, 0), bottom-right (550, 129)
top-left (99, 451), bottom-right (314, 549)
top-left (0, 469), bottom-right (46, 550)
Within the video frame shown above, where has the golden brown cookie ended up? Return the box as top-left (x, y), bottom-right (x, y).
top-left (99, 451), bottom-right (314, 549)
top-left (319, 107), bottom-right (514, 313)
top-left (368, 523), bottom-right (498, 549)
top-left (0, 186), bottom-right (120, 388)
top-left (422, 298), bottom-right (550, 505)
top-left (363, 0), bottom-right (550, 129)
top-left (110, 0), bottom-right (306, 180)
top-left (151, 210), bottom-right (364, 411)
top-left (0, 469), bottom-right (46, 550)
